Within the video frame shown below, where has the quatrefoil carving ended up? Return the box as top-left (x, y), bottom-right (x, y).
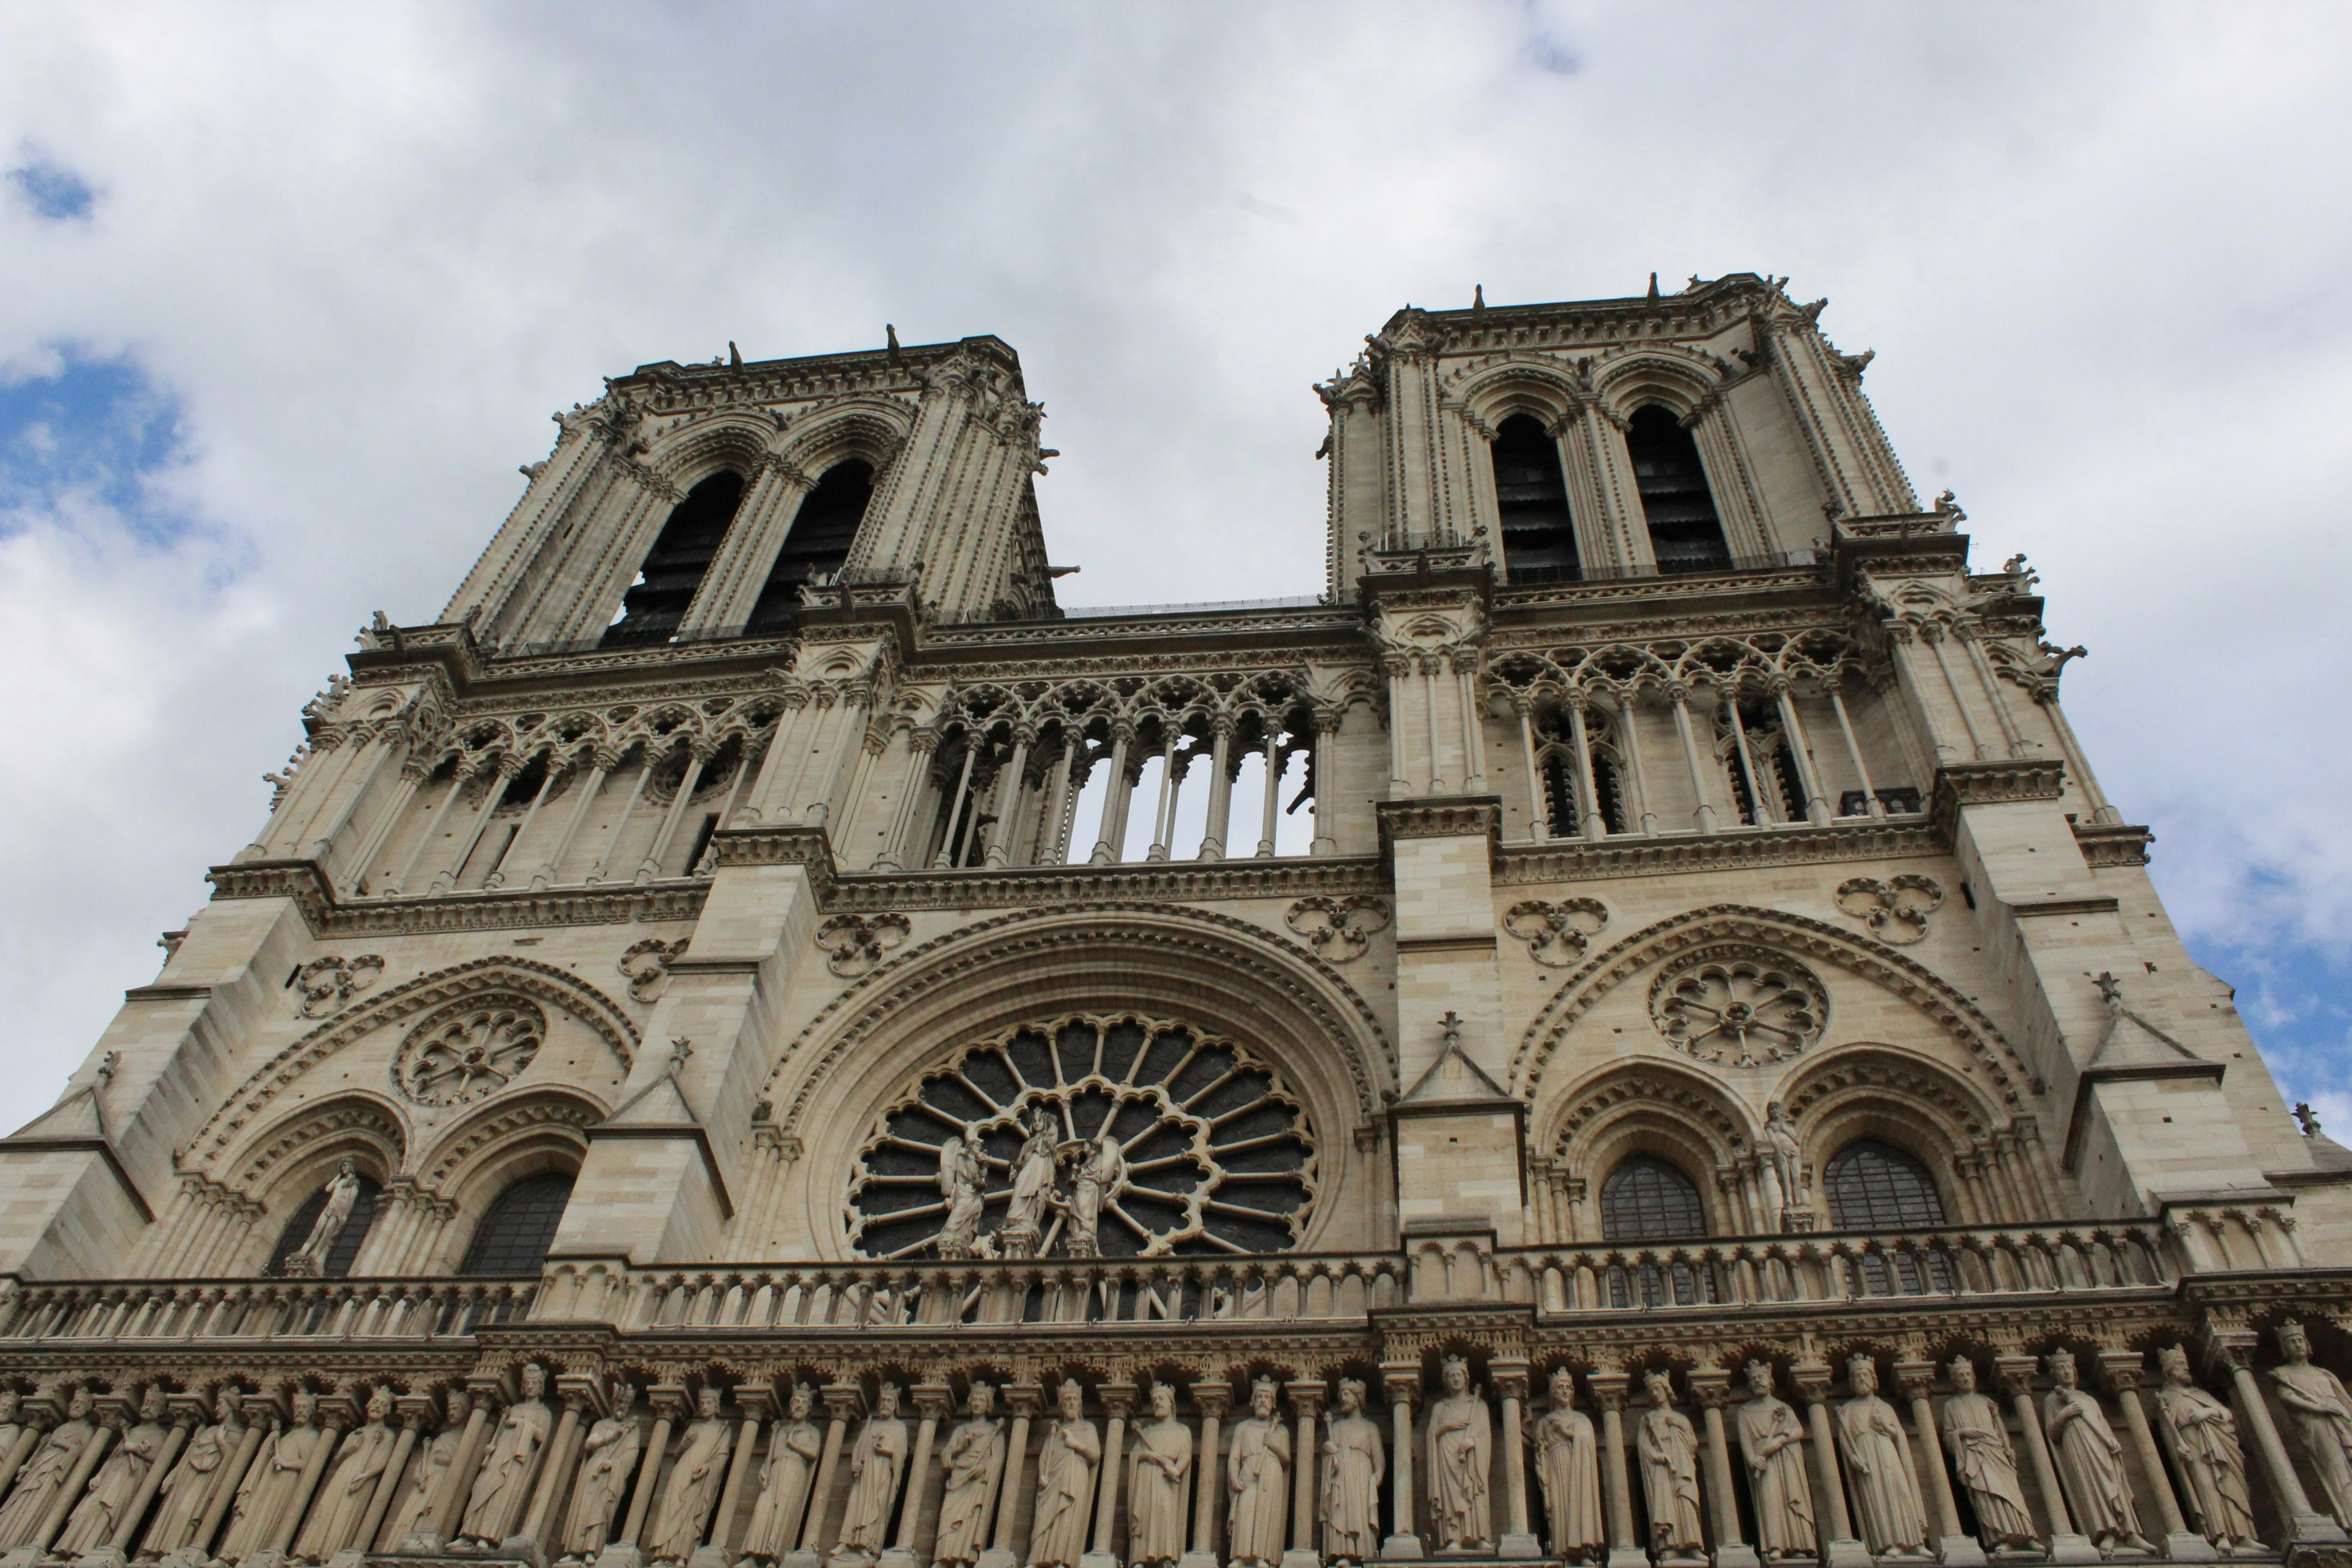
top-left (1284, 896), bottom-right (1392, 962)
top-left (1503, 898), bottom-right (1610, 967)
top-left (816, 912), bottom-right (912, 977)
top-left (1835, 874), bottom-right (1945, 945)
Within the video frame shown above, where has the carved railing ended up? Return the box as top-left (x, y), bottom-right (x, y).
top-left (1493, 1219), bottom-right (2176, 1314)
top-left (0, 1276), bottom-right (537, 1344)
top-left (535, 1253), bottom-right (1411, 1331)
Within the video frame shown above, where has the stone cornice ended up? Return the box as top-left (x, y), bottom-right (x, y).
top-left (206, 860), bottom-right (707, 936)
top-left (2074, 822), bottom-right (2155, 868)
top-left (1496, 818), bottom-right (1941, 884)
top-left (1931, 759), bottom-right (2065, 836)
top-left (1376, 797), bottom-right (1503, 848)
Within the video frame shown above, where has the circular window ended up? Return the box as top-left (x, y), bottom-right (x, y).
top-left (393, 999), bottom-right (546, 1107)
top-left (848, 1013), bottom-right (1317, 1259)
top-left (1649, 946), bottom-right (1828, 1066)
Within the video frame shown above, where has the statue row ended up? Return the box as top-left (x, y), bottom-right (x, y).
top-left (0, 1323), bottom-right (2350, 1567)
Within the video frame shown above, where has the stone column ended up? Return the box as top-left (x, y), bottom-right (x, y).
top-left (1772, 681), bottom-right (1832, 824)
top-left (519, 1385), bottom-right (588, 1552)
top-left (265, 1397), bottom-right (348, 1558)
top-left (1087, 728), bottom-right (1132, 865)
top-left (981, 729), bottom-right (1032, 868)
top-left (2213, 1340), bottom-right (2344, 1545)
top-left (784, 1386), bottom-right (860, 1568)
top-left (1565, 696), bottom-right (1607, 840)
top-left (199, 1412), bottom-right (272, 1557)
top-left (709, 1383), bottom-right (777, 1566)
top-left (1686, 1370), bottom-right (1758, 1568)
top-left (483, 750), bottom-right (562, 888)
top-left (535, 747), bottom-right (614, 886)
top-left (618, 1394), bottom-right (682, 1565)
top-left (882, 1384), bottom-right (949, 1568)
top-left (1181, 1382), bottom-right (1229, 1568)
top-left (1791, 1366), bottom-right (1870, 1568)
top-left (1891, 1360), bottom-right (1983, 1568)
top-left (1584, 1372), bottom-right (1646, 1568)
top-left (1992, 1357), bottom-right (2097, 1566)
top-left (931, 737), bottom-right (982, 869)
top-left (431, 751), bottom-right (524, 893)
top-left (1281, 1382), bottom-right (1323, 1568)
top-left (1083, 1383), bottom-right (1136, 1568)
top-left (1825, 681), bottom-right (1883, 818)
top-left (1667, 686), bottom-right (1719, 833)
top-left (1377, 1367), bottom-right (1421, 1562)
top-left (109, 1401), bottom-right (196, 1553)
top-left (1491, 1361), bottom-right (1539, 1559)
top-left (2094, 1357), bottom-right (2207, 1563)
top-left (356, 1401), bottom-right (429, 1558)
top-left (1199, 720), bottom-right (1236, 860)
top-left (979, 1384), bottom-right (1042, 1568)
top-left (1614, 693), bottom-right (1659, 836)
top-left (1308, 716), bottom-right (1338, 854)
top-left (873, 727), bottom-right (936, 869)
top-left (379, 762), bottom-right (471, 896)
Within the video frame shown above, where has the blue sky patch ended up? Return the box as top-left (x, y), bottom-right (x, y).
top-left (0, 349), bottom-right (193, 545)
top-left (7, 154), bottom-right (95, 221)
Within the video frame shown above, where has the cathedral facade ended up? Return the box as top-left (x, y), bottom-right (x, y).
top-left (3, 275), bottom-right (2350, 1568)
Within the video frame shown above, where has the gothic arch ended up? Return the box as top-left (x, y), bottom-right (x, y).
top-left (225, 1091), bottom-right (408, 1210)
top-left (1774, 1042), bottom-right (2021, 1221)
top-left (1588, 348), bottom-right (1724, 424)
top-left (182, 958), bottom-right (641, 1175)
top-left (764, 902), bottom-right (1396, 1259)
top-left (775, 397), bottom-right (916, 478)
top-left (1510, 904), bottom-right (2038, 1111)
top-left (1544, 1060), bottom-right (1752, 1236)
top-left (642, 412), bottom-right (775, 495)
top-left (409, 1089), bottom-right (604, 1274)
top-left (1451, 358), bottom-right (1587, 435)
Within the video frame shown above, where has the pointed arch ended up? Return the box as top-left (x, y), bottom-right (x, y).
top-left (183, 958), bottom-right (640, 1175)
top-left (773, 396), bottom-right (916, 479)
top-left (1511, 904), bottom-right (2039, 1110)
top-left (1587, 348), bottom-right (1726, 425)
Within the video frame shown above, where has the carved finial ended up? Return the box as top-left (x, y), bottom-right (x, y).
top-left (1472, 284), bottom-right (1485, 311)
top-left (886, 324), bottom-right (902, 364)
top-left (666, 1038), bottom-right (694, 1075)
top-left (1646, 271), bottom-right (1660, 302)
top-left (1440, 1010), bottom-right (1463, 1054)
top-left (2094, 972), bottom-right (2125, 1016)
top-left (2296, 1103), bottom-right (2323, 1137)
top-left (95, 1051), bottom-right (120, 1086)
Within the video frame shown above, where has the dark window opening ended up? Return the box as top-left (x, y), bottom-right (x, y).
top-left (1840, 786), bottom-right (1923, 818)
top-left (1626, 405), bottom-right (1730, 573)
top-left (1726, 742), bottom-right (1764, 827)
top-left (748, 460), bottom-right (874, 633)
top-left (1824, 1140), bottom-right (1947, 1230)
top-left (1491, 414), bottom-right (1579, 583)
top-left (265, 1174), bottom-right (382, 1279)
top-left (686, 813), bottom-right (720, 875)
top-left (1542, 754), bottom-right (1578, 834)
top-left (1595, 756), bottom-right (1630, 835)
top-left (603, 472), bottom-right (746, 647)
top-left (1770, 740), bottom-right (1808, 821)
top-left (1599, 1155), bottom-right (1707, 1242)
top-left (459, 1172), bottom-right (575, 1276)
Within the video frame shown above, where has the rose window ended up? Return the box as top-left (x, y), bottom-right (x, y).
top-left (394, 1000), bottom-right (546, 1107)
top-left (848, 1013), bottom-right (1317, 1259)
top-left (1650, 947), bottom-right (1827, 1066)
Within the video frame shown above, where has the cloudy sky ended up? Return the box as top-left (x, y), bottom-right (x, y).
top-left (4, 1), bottom-right (2349, 1130)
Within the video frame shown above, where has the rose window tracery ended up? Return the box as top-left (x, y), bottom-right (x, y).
top-left (848, 1013), bottom-right (1317, 1260)
top-left (1649, 947), bottom-right (1827, 1066)
top-left (394, 1000), bottom-right (546, 1107)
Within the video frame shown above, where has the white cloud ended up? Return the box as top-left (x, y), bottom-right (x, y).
top-left (0, 0), bottom-right (2349, 1107)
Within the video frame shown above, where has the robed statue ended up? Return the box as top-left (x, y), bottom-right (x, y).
top-left (931, 1383), bottom-right (1005, 1568)
top-left (2152, 1344), bottom-right (2259, 1551)
top-left (1532, 1369), bottom-right (1603, 1564)
top-left (1426, 1356), bottom-right (1492, 1551)
top-left (1939, 1360), bottom-right (2035, 1552)
top-left (1128, 1383), bottom-right (1191, 1568)
top-left (1636, 1372), bottom-right (1705, 1563)
top-left (2042, 1350), bottom-right (2151, 1553)
top-left (1226, 1378), bottom-right (1290, 1568)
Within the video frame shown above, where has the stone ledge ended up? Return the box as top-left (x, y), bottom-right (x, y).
top-left (2074, 821), bottom-right (2156, 867)
top-left (1496, 818), bottom-right (1940, 884)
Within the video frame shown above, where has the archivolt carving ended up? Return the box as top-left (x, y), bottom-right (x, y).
top-left (225, 1094), bottom-right (409, 1199)
top-left (1284, 897), bottom-right (1390, 963)
top-left (1550, 1064), bottom-right (1749, 1158)
top-left (184, 957), bottom-right (640, 1173)
top-left (763, 903), bottom-right (1396, 1141)
top-left (1511, 905), bottom-right (2037, 1111)
top-left (1503, 899), bottom-right (1608, 968)
top-left (416, 1092), bottom-right (605, 1193)
top-left (295, 956), bottom-right (384, 1019)
top-left (1835, 876), bottom-right (1943, 945)
top-left (1649, 946), bottom-right (1828, 1066)
top-left (1776, 1044), bottom-right (1999, 1143)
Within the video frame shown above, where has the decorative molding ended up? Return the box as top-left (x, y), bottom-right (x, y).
top-left (815, 913), bottom-right (912, 978)
top-left (617, 938), bottom-right (691, 1002)
top-left (1495, 820), bottom-right (1940, 884)
top-left (1649, 945), bottom-right (1828, 1066)
top-left (207, 859), bottom-right (707, 937)
top-left (1283, 897), bottom-right (1391, 963)
top-left (2073, 822), bottom-right (2155, 868)
top-left (295, 956), bottom-right (385, 1019)
top-left (1833, 876), bottom-right (1943, 945)
top-left (1502, 898), bottom-right (1608, 968)
top-left (1377, 799), bottom-right (1503, 845)
top-left (1933, 760), bottom-right (2065, 817)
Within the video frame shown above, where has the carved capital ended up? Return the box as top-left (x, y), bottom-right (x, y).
top-left (1191, 1381), bottom-right (1233, 1421)
top-left (1284, 1379), bottom-right (1327, 1421)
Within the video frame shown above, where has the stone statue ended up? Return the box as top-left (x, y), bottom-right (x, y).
top-left (1532, 1369), bottom-right (1603, 1563)
top-left (1322, 1377), bottom-right (1384, 1564)
top-left (1226, 1377), bottom-right (1290, 1568)
top-left (1836, 1357), bottom-right (1928, 1558)
top-left (1762, 1101), bottom-right (1804, 1227)
top-left (59, 1385), bottom-right (170, 1554)
top-left (222, 1388), bottom-right (324, 1561)
top-left (649, 1386), bottom-right (734, 1563)
top-left (1427, 1355), bottom-right (1492, 1551)
top-left (296, 1384), bottom-right (400, 1559)
top-left (1000, 1110), bottom-right (1062, 1257)
top-left (1735, 1361), bottom-right (1816, 1562)
top-left (381, 1388), bottom-right (469, 1550)
top-left (0, 1391), bottom-right (21, 1485)
top-left (147, 1387), bottom-right (245, 1555)
top-left (558, 1382), bottom-right (641, 1564)
top-left (1064, 1132), bottom-right (1126, 1259)
top-left (1027, 1380), bottom-right (1099, 1568)
top-left (930, 1383), bottom-right (1005, 1568)
top-left (2270, 1318), bottom-right (2352, 1530)
top-left (282, 1160), bottom-right (363, 1278)
top-left (0, 1387), bottom-right (97, 1549)
top-left (2152, 1345), bottom-right (2259, 1551)
top-left (936, 1136), bottom-right (985, 1259)
top-left (2042, 1350), bottom-right (2150, 1552)
top-left (739, 1384), bottom-right (820, 1565)
top-left (1636, 1371), bottom-right (1705, 1563)
top-left (1939, 1360), bottom-right (2034, 1551)
top-left (1127, 1383), bottom-right (1190, 1568)
top-left (831, 1384), bottom-right (906, 1562)
top-left (460, 1363), bottom-right (553, 1548)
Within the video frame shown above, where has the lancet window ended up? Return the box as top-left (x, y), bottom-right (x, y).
top-left (748, 458), bottom-right (874, 633)
top-left (1491, 412), bottom-right (1579, 584)
top-left (602, 470), bottom-right (746, 647)
top-left (1720, 697), bottom-right (1806, 827)
top-left (1828, 1140), bottom-right (1952, 1294)
top-left (459, 1172), bottom-right (575, 1276)
top-left (1598, 1155), bottom-right (1720, 1308)
top-left (1626, 405), bottom-right (1730, 574)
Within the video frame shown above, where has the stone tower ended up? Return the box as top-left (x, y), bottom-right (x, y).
top-left (1, 279), bottom-right (2346, 1568)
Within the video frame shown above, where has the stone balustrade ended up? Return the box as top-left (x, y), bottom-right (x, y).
top-left (0, 1276), bottom-right (537, 1344)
